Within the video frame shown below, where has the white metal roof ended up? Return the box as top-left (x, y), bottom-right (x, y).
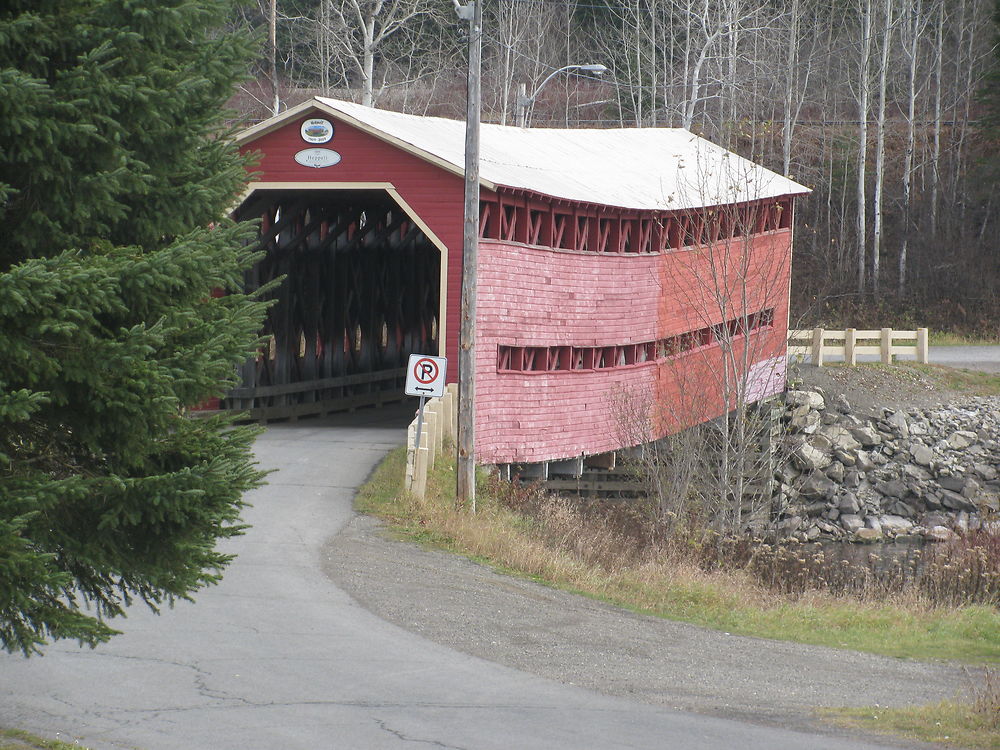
top-left (238, 97), bottom-right (809, 212)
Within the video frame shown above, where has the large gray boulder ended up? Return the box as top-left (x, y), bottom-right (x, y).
top-left (937, 475), bottom-right (966, 493)
top-left (947, 430), bottom-right (978, 450)
top-left (799, 472), bottom-right (838, 499)
top-left (886, 411), bottom-right (910, 438)
top-left (771, 387), bottom-right (1000, 541)
top-left (875, 479), bottom-right (907, 499)
top-left (793, 442), bottom-right (832, 472)
top-left (879, 514), bottom-right (914, 534)
top-left (786, 390), bottom-right (826, 410)
top-left (838, 492), bottom-right (861, 513)
top-left (940, 489), bottom-right (977, 513)
top-left (849, 425), bottom-right (882, 447)
top-left (911, 444), bottom-right (935, 467)
top-left (817, 424), bottom-right (862, 453)
top-left (840, 514), bottom-right (864, 533)
top-left (974, 463), bottom-right (998, 481)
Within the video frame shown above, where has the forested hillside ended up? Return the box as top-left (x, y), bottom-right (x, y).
top-left (232, 0), bottom-right (999, 336)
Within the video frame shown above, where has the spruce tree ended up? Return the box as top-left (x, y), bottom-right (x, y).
top-left (0, 0), bottom-right (268, 655)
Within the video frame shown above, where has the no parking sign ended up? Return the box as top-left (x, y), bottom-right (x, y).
top-left (405, 354), bottom-right (447, 398)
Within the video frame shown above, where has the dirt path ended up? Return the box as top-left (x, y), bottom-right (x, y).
top-left (324, 514), bottom-right (968, 738)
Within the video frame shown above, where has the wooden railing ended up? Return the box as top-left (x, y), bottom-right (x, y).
top-left (788, 328), bottom-right (929, 367)
top-left (223, 367), bottom-right (407, 421)
top-left (405, 383), bottom-right (458, 499)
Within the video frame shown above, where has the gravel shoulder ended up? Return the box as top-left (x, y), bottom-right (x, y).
top-left (323, 362), bottom-right (987, 739)
top-left (323, 514), bottom-right (967, 736)
top-left (788, 361), bottom-right (964, 417)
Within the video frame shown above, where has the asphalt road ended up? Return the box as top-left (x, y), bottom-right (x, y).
top-left (929, 345), bottom-right (1000, 373)
top-left (0, 404), bottom-right (963, 749)
top-left (801, 344), bottom-right (1000, 373)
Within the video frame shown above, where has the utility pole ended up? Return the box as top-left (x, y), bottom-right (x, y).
top-left (455, 0), bottom-right (481, 511)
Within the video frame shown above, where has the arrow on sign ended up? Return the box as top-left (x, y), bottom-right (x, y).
top-left (405, 354), bottom-right (447, 399)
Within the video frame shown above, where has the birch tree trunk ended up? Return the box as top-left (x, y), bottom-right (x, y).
top-left (360, 12), bottom-right (375, 107)
top-left (856, 0), bottom-right (873, 294)
top-left (782, 0), bottom-right (800, 176)
top-left (871, 0), bottom-right (893, 294)
top-left (270, 0), bottom-right (279, 115)
top-left (930, 1), bottom-right (944, 236)
top-left (899, 0), bottom-right (926, 295)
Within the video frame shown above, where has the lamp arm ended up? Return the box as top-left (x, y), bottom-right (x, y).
top-left (526, 65), bottom-right (579, 104)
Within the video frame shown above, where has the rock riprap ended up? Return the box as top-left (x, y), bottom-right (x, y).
top-left (773, 387), bottom-right (1000, 542)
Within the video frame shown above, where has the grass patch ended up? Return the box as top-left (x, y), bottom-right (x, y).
top-left (905, 363), bottom-right (1000, 396)
top-left (0, 729), bottom-right (90, 750)
top-left (356, 446), bottom-right (1000, 663)
top-left (824, 703), bottom-right (997, 748)
top-left (928, 332), bottom-right (1000, 346)
top-left (824, 665), bottom-right (1000, 747)
top-left (823, 676), bottom-right (1000, 750)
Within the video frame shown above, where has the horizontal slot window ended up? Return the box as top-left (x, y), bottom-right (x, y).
top-left (497, 308), bottom-right (775, 373)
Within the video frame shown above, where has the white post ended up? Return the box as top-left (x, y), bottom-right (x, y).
top-left (414, 444), bottom-right (429, 499)
top-left (405, 421), bottom-right (417, 492)
top-left (440, 390), bottom-right (454, 442)
top-left (812, 327), bottom-right (825, 367)
top-left (425, 409), bottom-right (438, 468)
top-left (413, 394), bottom-right (427, 461)
top-left (430, 400), bottom-right (445, 454)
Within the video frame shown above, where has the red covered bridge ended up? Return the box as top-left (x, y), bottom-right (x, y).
top-left (230, 98), bottom-right (809, 467)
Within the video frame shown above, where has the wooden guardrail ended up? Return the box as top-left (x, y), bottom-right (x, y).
top-left (788, 328), bottom-right (929, 367)
top-left (223, 367), bottom-right (407, 421)
top-left (405, 383), bottom-right (458, 499)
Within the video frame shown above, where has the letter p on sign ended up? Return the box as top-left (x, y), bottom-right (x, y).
top-left (405, 354), bottom-right (447, 398)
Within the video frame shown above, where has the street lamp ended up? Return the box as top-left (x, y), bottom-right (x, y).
top-left (516, 64), bottom-right (608, 127)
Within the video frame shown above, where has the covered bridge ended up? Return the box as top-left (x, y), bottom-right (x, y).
top-left (230, 98), bottom-right (809, 466)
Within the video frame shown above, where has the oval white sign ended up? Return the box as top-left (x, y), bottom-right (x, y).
top-left (294, 148), bottom-right (342, 168)
top-left (300, 118), bottom-right (334, 143)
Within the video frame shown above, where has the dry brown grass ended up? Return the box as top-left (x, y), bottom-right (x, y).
top-left (486, 472), bottom-right (1000, 610)
top-left (358, 445), bottom-right (1000, 662)
top-left (970, 666), bottom-right (1000, 733)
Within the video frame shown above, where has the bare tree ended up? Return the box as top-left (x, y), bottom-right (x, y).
top-left (870, 0), bottom-right (897, 293)
top-left (854, 0), bottom-right (874, 294)
top-left (612, 152), bottom-right (796, 535)
top-left (483, 0), bottom-right (561, 124)
top-left (898, 0), bottom-right (931, 295)
top-left (311, 0), bottom-right (443, 107)
top-left (223, 0), bottom-right (999, 336)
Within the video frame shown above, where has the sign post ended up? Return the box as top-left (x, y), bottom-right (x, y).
top-left (405, 354), bottom-right (448, 461)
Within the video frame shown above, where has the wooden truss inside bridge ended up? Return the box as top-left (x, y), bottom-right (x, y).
top-left (226, 189), bottom-right (440, 420)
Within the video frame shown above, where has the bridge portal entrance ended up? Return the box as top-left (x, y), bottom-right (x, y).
top-left (225, 188), bottom-right (441, 420)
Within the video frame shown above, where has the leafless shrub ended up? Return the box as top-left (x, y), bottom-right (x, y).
top-left (966, 666), bottom-right (1000, 732)
top-left (492, 474), bottom-right (1000, 607)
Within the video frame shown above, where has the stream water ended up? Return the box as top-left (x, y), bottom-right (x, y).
top-left (807, 537), bottom-right (927, 573)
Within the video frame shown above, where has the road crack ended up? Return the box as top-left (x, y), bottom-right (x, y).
top-left (373, 718), bottom-right (469, 749)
